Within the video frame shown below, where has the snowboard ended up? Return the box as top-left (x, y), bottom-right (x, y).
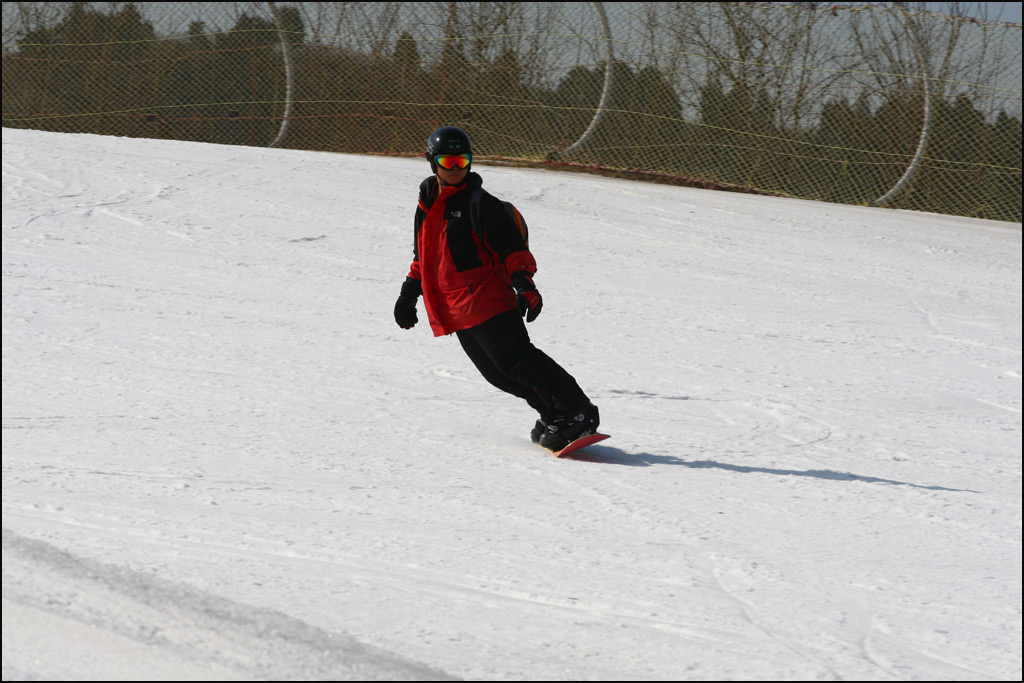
top-left (548, 433), bottom-right (610, 458)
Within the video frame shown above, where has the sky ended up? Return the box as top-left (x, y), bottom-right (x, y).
top-left (811, 2), bottom-right (1022, 24)
top-left (2, 127), bottom-right (1021, 680)
top-left (920, 2), bottom-right (1021, 23)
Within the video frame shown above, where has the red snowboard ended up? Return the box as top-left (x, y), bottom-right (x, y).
top-left (548, 433), bottom-right (610, 458)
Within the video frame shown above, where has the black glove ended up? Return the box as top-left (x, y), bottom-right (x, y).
top-left (394, 276), bottom-right (422, 329)
top-left (512, 271), bottom-right (543, 323)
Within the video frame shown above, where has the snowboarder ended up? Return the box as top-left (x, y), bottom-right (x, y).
top-left (393, 126), bottom-right (599, 451)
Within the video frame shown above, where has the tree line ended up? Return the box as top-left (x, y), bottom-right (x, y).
top-left (2, 3), bottom-right (1019, 222)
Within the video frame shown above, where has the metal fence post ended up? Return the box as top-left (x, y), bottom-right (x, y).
top-left (267, 1), bottom-right (295, 149)
top-left (563, 2), bottom-right (614, 155)
top-left (873, 5), bottom-right (933, 206)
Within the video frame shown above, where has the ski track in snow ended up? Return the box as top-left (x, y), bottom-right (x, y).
top-left (2, 129), bottom-right (1021, 681)
top-left (1, 529), bottom-right (455, 681)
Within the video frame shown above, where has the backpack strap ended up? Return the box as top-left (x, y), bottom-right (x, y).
top-left (469, 186), bottom-right (485, 239)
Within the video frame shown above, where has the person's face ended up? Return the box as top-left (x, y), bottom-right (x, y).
top-left (437, 164), bottom-right (468, 185)
top-left (434, 153), bottom-right (471, 186)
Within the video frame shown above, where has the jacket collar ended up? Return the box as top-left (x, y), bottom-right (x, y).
top-left (421, 172), bottom-right (482, 206)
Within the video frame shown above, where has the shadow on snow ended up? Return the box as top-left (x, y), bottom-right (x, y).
top-left (562, 446), bottom-right (977, 492)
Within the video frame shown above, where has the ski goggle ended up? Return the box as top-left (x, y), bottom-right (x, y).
top-left (435, 153), bottom-right (472, 170)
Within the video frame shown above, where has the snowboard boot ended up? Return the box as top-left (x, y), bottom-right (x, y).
top-left (530, 418), bottom-right (547, 445)
top-left (538, 402), bottom-right (600, 452)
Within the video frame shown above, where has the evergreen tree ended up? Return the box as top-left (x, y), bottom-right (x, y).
top-left (550, 60), bottom-right (681, 169)
top-left (10, 3), bottom-right (157, 134)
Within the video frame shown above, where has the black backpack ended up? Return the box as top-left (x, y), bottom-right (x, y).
top-left (468, 187), bottom-right (529, 247)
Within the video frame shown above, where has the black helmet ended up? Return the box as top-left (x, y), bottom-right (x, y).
top-left (426, 126), bottom-right (472, 173)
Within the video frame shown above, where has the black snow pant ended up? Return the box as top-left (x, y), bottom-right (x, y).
top-left (455, 308), bottom-right (588, 419)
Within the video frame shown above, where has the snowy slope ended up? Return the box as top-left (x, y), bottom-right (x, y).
top-left (2, 127), bottom-right (1021, 681)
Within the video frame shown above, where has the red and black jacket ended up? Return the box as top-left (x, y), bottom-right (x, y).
top-left (407, 172), bottom-right (536, 336)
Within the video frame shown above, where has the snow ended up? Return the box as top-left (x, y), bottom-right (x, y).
top-left (2, 127), bottom-right (1021, 681)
